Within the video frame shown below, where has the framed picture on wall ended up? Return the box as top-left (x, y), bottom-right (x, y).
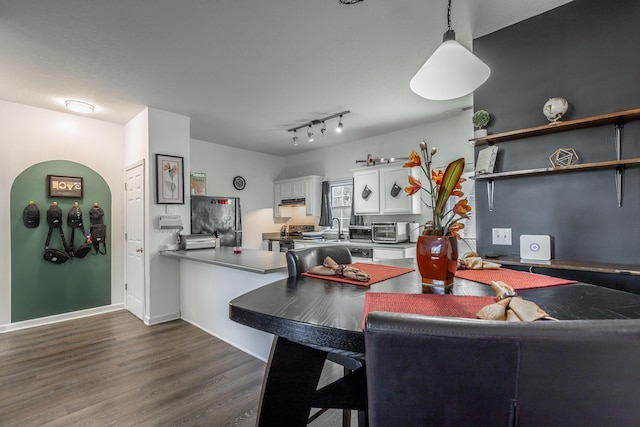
top-left (47, 174), bottom-right (84, 198)
top-left (155, 154), bottom-right (184, 204)
top-left (190, 172), bottom-right (206, 196)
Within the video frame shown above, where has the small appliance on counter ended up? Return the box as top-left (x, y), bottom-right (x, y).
top-left (349, 225), bottom-right (372, 242)
top-left (372, 222), bottom-right (409, 243)
top-left (179, 234), bottom-right (217, 250)
top-left (268, 224), bottom-right (315, 252)
top-left (409, 221), bottom-right (420, 243)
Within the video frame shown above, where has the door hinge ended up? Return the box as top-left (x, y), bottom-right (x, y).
top-left (125, 283), bottom-right (127, 290)
top-left (125, 232), bottom-right (127, 240)
top-left (124, 182), bottom-right (127, 190)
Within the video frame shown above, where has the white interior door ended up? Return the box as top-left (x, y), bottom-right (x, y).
top-left (125, 161), bottom-right (145, 320)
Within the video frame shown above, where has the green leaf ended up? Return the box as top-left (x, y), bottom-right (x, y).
top-left (434, 158), bottom-right (465, 217)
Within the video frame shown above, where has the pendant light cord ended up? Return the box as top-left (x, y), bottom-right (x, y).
top-left (443, 0), bottom-right (455, 42)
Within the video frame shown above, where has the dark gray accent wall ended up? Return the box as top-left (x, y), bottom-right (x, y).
top-left (473, 0), bottom-right (640, 266)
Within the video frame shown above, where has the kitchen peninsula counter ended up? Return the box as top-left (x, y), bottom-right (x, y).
top-left (161, 247), bottom-right (287, 274)
top-left (161, 247), bottom-right (288, 361)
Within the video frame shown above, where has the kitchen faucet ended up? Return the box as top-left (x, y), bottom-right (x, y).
top-left (332, 217), bottom-right (342, 240)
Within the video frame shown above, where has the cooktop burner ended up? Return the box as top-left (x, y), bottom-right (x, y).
top-left (285, 224), bottom-right (315, 237)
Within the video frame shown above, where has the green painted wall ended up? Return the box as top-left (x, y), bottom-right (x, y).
top-left (10, 160), bottom-right (111, 322)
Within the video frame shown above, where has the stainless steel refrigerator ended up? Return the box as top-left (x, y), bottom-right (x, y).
top-left (191, 196), bottom-right (242, 247)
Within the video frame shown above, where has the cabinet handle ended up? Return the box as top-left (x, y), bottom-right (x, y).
top-left (362, 185), bottom-right (372, 200)
top-left (390, 182), bottom-right (402, 198)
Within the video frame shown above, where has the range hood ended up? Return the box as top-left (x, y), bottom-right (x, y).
top-left (278, 197), bottom-right (306, 207)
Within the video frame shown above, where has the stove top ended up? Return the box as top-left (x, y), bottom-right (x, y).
top-left (284, 224), bottom-right (315, 237)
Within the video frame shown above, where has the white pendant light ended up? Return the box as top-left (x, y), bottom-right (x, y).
top-left (410, 0), bottom-right (490, 101)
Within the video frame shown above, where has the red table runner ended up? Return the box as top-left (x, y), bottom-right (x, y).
top-left (454, 268), bottom-right (576, 290)
top-left (302, 263), bottom-right (414, 287)
top-left (362, 293), bottom-right (495, 328)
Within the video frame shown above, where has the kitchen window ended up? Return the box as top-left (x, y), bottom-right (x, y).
top-left (330, 180), bottom-right (352, 232)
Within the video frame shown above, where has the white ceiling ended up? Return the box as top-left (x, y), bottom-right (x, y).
top-left (0, 0), bottom-right (572, 157)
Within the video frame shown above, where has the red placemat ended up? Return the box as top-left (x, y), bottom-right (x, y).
top-left (362, 293), bottom-right (495, 328)
top-left (454, 268), bottom-right (576, 290)
top-left (302, 263), bottom-right (414, 287)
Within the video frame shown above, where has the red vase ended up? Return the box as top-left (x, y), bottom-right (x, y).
top-left (416, 233), bottom-right (459, 289)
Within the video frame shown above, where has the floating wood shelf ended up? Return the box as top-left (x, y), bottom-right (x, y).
top-left (470, 107), bottom-right (640, 209)
top-left (469, 108), bottom-right (640, 146)
top-left (472, 158), bottom-right (640, 181)
top-left (488, 256), bottom-right (640, 276)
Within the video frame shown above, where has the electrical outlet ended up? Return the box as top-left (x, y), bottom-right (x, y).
top-left (492, 228), bottom-right (512, 245)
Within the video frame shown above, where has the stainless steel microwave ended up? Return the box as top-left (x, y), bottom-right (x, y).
top-left (348, 225), bottom-right (372, 241)
top-left (372, 222), bottom-right (409, 243)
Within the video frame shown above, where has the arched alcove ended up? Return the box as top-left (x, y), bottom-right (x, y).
top-left (10, 160), bottom-right (111, 322)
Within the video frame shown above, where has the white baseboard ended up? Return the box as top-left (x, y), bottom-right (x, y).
top-left (0, 303), bottom-right (125, 334)
top-left (180, 316), bottom-right (270, 363)
top-left (144, 311), bottom-right (181, 326)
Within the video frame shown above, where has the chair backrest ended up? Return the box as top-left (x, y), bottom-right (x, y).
top-left (365, 312), bottom-right (640, 427)
top-left (286, 245), bottom-right (352, 278)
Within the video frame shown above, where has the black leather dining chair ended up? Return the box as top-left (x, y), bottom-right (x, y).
top-left (286, 245), bottom-right (367, 426)
top-left (285, 244), bottom-right (353, 278)
top-left (365, 312), bottom-right (640, 427)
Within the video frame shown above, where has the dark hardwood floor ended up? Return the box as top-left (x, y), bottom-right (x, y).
top-left (0, 310), bottom-right (349, 426)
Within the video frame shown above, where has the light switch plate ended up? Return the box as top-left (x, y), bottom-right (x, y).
top-left (492, 228), bottom-right (512, 245)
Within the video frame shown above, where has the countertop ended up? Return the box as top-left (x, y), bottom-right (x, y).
top-left (161, 247), bottom-right (287, 274)
top-left (261, 232), bottom-right (415, 249)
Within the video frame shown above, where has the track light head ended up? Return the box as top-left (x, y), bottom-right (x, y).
top-left (307, 125), bottom-right (314, 142)
top-left (292, 130), bottom-right (299, 146)
top-left (336, 115), bottom-right (344, 133)
top-left (320, 121), bottom-right (327, 137)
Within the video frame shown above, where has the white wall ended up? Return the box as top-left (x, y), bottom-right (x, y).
top-left (190, 139), bottom-right (286, 249)
top-left (0, 100), bottom-right (125, 327)
top-left (147, 109), bottom-right (191, 324)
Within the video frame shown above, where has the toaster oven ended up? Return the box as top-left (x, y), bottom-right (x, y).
top-left (372, 222), bottom-right (409, 244)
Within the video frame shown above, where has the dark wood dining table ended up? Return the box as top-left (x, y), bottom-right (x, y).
top-left (228, 258), bottom-right (640, 426)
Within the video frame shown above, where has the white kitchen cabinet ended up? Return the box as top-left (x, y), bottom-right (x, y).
top-left (274, 175), bottom-right (323, 217)
top-left (353, 165), bottom-right (420, 215)
top-left (380, 166), bottom-right (421, 215)
top-left (293, 241), bottom-right (312, 249)
top-left (279, 180), bottom-right (305, 199)
top-left (373, 246), bottom-right (415, 261)
top-left (353, 168), bottom-right (381, 214)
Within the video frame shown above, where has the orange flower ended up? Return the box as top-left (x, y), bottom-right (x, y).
top-left (431, 169), bottom-right (443, 186)
top-left (403, 151), bottom-right (421, 168)
top-left (453, 198), bottom-right (471, 216)
top-left (451, 178), bottom-right (465, 197)
top-left (404, 175), bottom-right (422, 195)
top-left (449, 222), bottom-right (465, 240)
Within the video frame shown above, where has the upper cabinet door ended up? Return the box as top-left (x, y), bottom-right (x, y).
top-left (380, 167), bottom-right (421, 215)
top-left (353, 169), bottom-right (380, 214)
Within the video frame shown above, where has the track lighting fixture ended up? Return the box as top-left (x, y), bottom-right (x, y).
top-left (287, 110), bottom-right (350, 146)
top-left (336, 115), bottom-right (344, 133)
top-left (307, 125), bottom-right (314, 142)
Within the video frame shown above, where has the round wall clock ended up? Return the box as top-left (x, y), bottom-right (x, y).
top-left (233, 175), bottom-right (246, 190)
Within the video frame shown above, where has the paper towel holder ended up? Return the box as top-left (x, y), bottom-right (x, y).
top-left (409, 221), bottom-right (420, 243)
